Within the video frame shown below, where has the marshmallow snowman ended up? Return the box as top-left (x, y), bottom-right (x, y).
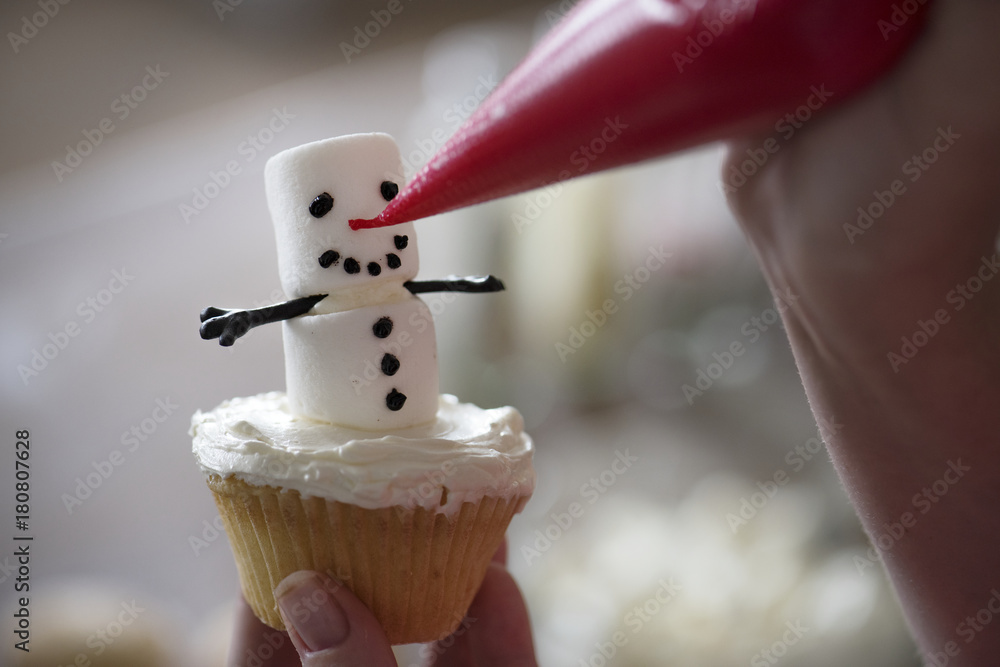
top-left (264, 134), bottom-right (439, 430)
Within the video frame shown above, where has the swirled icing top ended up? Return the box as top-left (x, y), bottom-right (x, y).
top-left (191, 392), bottom-right (534, 514)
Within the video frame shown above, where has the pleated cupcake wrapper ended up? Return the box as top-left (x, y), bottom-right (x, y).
top-left (206, 475), bottom-right (520, 644)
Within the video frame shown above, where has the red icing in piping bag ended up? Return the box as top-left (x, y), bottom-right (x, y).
top-left (350, 0), bottom-right (933, 230)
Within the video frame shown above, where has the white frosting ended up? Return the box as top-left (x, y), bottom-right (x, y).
top-left (191, 393), bottom-right (535, 514)
top-left (283, 296), bottom-right (440, 429)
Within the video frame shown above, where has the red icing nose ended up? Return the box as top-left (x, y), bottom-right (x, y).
top-left (348, 216), bottom-right (387, 230)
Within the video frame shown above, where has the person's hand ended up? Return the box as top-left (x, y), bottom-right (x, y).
top-left (723, 0), bottom-right (1000, 663)
top-left (227, 541), bottom-right (537, 666)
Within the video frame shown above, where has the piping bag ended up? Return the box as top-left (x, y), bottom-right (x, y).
top-left (350, 0), bottom-right (933, 230)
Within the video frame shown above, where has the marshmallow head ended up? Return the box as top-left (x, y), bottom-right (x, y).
top-left (265, 134), bottom-right (418, 299)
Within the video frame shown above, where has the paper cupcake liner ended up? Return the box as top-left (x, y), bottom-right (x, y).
top-left (205, 474), bottom-right (521, 644)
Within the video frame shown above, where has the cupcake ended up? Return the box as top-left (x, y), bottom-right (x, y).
top-left (192, 134), bottom-right (534, 644)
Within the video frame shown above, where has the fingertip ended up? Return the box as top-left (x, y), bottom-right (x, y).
top-left (275, 571), bottom-right (397, 667)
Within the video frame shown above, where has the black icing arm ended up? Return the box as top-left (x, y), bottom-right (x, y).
top-left (199, 294), bottom-right (327, 346)
top-left (405, 275), bottom-right (504, 294)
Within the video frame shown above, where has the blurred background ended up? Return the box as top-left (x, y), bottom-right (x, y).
top-left (0, 0), bottom-right (921, 665)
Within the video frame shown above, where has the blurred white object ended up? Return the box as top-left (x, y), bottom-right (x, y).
top-left (518, 475), bottom-right (916, 666)
top-left (4, 579), bottom-right (184, 667)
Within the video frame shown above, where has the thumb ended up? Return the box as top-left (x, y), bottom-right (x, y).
top-left (275, 571), bottom-right (397, 667)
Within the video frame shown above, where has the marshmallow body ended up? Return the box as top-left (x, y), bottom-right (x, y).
top-left (283, 297), bottom-right (439, 429)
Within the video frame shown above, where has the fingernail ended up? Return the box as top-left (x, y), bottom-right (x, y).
top-left (276, 572), bottom-right (349, 652)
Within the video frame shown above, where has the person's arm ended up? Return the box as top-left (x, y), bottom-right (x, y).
top-left (725, 0), bottom-right (1000, 662)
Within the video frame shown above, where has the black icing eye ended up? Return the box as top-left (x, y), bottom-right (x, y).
top-left (380, 181), bottom-right (399, 202)
top-left (309, 192), bottom-right (334, 218)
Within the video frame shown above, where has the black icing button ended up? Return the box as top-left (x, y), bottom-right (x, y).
top-left (372, 317), bottom-right (393, 338)
top-left (394, 235), bottom-right (408, 250)
top-left (367, 261), bottom-right (381, 276)
top-left (386, 253), bottom-right (401, 269)
top-left (386, 389), bottom-right (406, 411)
top-left (381, 353), bottom-right (400, 376)
top-left (344, 257), bottom-right (360, 274)
top-left (318, 250), bottom-right (340, 268)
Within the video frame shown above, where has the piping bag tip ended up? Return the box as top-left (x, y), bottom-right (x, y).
top-left (348, 192), bottom-right (422, 229)
top-left (347, 216), bottom-right (384, 231)
top-left (363, 0), bottom-right (935, 228)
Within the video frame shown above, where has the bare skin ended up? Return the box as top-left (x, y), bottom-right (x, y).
top-left (725, 0), bottom-right (1000, 662)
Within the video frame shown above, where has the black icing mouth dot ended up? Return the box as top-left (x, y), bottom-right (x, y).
top-left (372, 317), bottom-right (393, 338)
top-left (367, 261), bottom-right (381, 276)
top-left (381, 353), bottom-right (400, 376)
top-left (380, 181), bottom-right (399, 202)
top-left (309, 192), bottom-right (334, 218)
top-left (386, 389), bottom-right (406, 411)
top-left (394, 235), bottom-right (408, 250)
top-left (318, 250), bottom-right (340, 268)
top-left (344, 258), bottom-right (360, 274)
top-left (386, 253), bottom-right (401, 269)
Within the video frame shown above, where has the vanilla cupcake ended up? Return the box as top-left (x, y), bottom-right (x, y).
top-left (192, 392), bottom-right (533, 643)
